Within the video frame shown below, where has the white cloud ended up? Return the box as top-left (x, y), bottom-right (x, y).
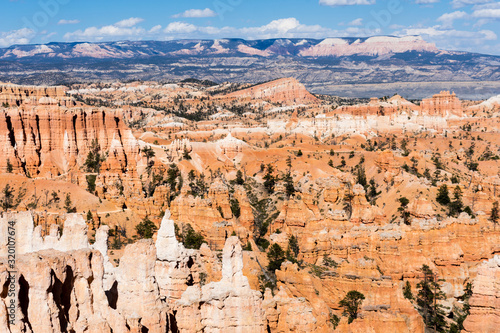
top-left (149, 25), bottom-right (162, 33)
top-left (160, 17), bottom-right (382, 40)
top-left (164, 22), bottom-right (198, 34)
top-left (115, 17), bottom-right (144, 28)
top-left (482, 30), bottom-right (498, 40)
top-left (64, 18), bottom-right (146, 41)
top-left (0, 28), bottom-right (35, 47)
top-left (437, 11), bottom-right (467, 28)
top-left (393, 25), bottom-right (497, 53)
top-left (398, 26), bottom-right (495, 39)
top-left (469, 3), bottom-right (500, 26)
top-left (473, 3), bottom-right (500, 10)
top-left (239, 18), bottom-right (330, 39)
top-left (348, 18), bottom-right (363, 26)
top-left (319, 0), bottom-right (375, 6)
top-left (243, 18), bottom-right (302, 35)
top-left (161, 18), bottom-right (328, 39)
top-left (415, 0), bottom-right (439, 4)
top-left (472, 8), bottom-right (500, 19)
top-left (172, 8), bottom-right (217, 18)
top-left (63, 16), bottom-right (391, 43)
top-left (452, 0), bottom-right (492, 9)
top-left (58, 19), bottom-right (80, 25)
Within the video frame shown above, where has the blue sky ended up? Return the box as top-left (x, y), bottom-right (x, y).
top-left (1, 0), bottom-right (499, 55)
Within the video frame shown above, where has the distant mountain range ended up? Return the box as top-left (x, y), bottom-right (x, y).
top-left (0, 36), bottom-right (442, 59)
top-left (1, 36), bottom-right (499, 99)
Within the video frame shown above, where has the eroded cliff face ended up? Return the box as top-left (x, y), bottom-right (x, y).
top-left (0, 211), bottom-right (326, 333)
top-left (464, 255), bottom-right (500, 333)
top-left (0, 84), bottom-right (74, 107)
top-left (5, 107), bottom-right (132, 176)
top-left (0, 104), bottom-right (143, 198)
top-left (273, 214), bottom-right (500, 332)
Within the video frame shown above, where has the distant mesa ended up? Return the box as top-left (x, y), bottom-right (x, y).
top-left (299, 36), bottom-right (438, 57)
top-left (219, 78), bottom-right (318, 105)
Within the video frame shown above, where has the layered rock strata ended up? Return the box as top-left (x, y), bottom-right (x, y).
top-left (222, 78), bottom-right (318, 105)
top-left (0, 106), bottom-right (143, 197)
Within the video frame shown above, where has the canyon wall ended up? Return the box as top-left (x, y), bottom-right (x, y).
top-left (0, 84), bottom-right (74, 107)
top-left (0, 103), bottom-right (143, 198)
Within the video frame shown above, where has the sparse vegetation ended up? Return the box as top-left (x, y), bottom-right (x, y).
top-left (286, 234), bottom-right (299, 262)
top-left (339, 290), bottom-right (365, 324)
top-left (84, 139), bottom-right (105, 173)
top-left (490, 201), bottom-right (499, 225)
top-left (86, 174), bottom-right (97, 193)
top-left (263, 164), bottom-right (276, 193)
top-left (1, 184), bottom-right (14, 210)
top-left (436, 185), bottom-right (451, 206)
top-left (142, 146), bottom-right (156, 164)
top-left (177, 224), bottom-right (205, 249)
top-left (403, 281), bottom-right (413, 300)
top-left (63, 193), bottom-right (76, 213)
top-left (6, 159), bottom-right (13, 173)
top-left (267, 243), bottom-right (286, 273)
top-left (230, 198), bottom-right (241, 218)
top-left (398, 197), bottom-right (410, 225)
top-left (135, 216), bottom-right (158, 239)
top-left (416, 265), bottom-right (447, 332)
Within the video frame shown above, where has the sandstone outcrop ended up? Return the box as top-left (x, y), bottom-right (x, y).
top-left (334, 95), bottom-right (418, 117)
top-left (409, 195), bottom-right (436, 219)
top-left (216, 133), bottom-right (247, 160)
top-left (333, 91), bottom-right (463, 118)
top-left (349, 184), bottom-right (385, 224)
top-left (273, 198), bottom-right (317, 230)
top-left (0, 248), bottom-right (129, 333)
top-left (165, 138), bottom-right (192, 161)
top-left (421, 91), bottom-right (463, 117)
top-left (0, 212), bottom-right (107, 257)
top-left (222, 78), bottom-right (318, 105)
top-left (0, 211), bottom-right (270, 332)
top-left (170, 192), bottom-right (233, 250)
top-left (298, 36), bottom-right (438, 57)
top-left (116, 240), bottom-right (168, 332)
top-left (463, 255), bottom-right (500, 333)
top-left (155, 211), bottom-right (203, 304)
top-left (375, 150), bottom-right (401, 180)
top-left (263, 286), bottom-right (322, 332)
top-left (175, 236), bottom-right (265, 332)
